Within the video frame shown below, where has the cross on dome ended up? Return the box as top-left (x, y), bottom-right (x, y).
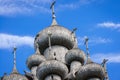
top-left (12, 46), bottom-right (18, 74)
top-left (50, 0), bottom-right (58, 26)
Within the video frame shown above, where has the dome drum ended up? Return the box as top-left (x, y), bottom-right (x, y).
top-left (65, 61), bottom-right (82, 80)
top-left (43, 45), bottom-right (68, 63)
top-left (31, 66), bottom-right (37, 75)
top-left (45, 74), bottom-right (62, 80)
top-left (70, 61), bottom-right (82, 73)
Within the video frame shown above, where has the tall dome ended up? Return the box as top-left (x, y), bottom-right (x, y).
top-left (34, 25), bottom-right (75, 54)
top-left (34, 2), bottom-right (75, 55)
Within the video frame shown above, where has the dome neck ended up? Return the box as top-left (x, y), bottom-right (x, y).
top-left (84, 37), bottom-right (93, 64)
top-left (101, 59), bottom-right (109, 80)
top-left (48, 32), bottom-right (52, 51)
top-left (101, 59), bottom-right (108, 70)
top-left (84, 36), bottom-right (89, 55)
top-left (71, 28), bottom-right (78, 48)
top-left (50, 0), bottom-right (58, 26)
top-left (73, 36), bottom-right (78, 48)
top-left (51, 18), bottom-right (58, 26)
top-left (35, 43), bottom-right (41, 55)
top-left (12, 47), bottom-right (19, 74)
top-left (86, 53), bottom-right (93, 64)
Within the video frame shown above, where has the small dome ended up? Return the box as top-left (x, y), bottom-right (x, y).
top-left (65, 48), bottom-right (86, 65)
top-left (36, 60), bottom-right (68, 80)
top-left (2, 73), bottom-right (28, 80)
top-left (76, 63), bottom-right (105, 80)
top-left (34, 25), bottom-right (75, 54)
top-left (26, 54), bottom-right (46, 70)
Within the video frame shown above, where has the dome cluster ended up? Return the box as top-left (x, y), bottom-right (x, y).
top-left (28, 1), bottom-right (108, 78)
top-left (26, 21), bottom-right (107, 80)
top-left (1, 1), bottom-right (109, 80)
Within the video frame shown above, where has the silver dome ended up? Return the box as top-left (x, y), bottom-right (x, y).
top-left (34, 25), bottom-right (75, 54)
top-left (26, 54), bottom-right (46, 70)
top-left (65, 48), bottom-right (86, 65)
top-left (36, 60), bottom-right (68, 80)
top-left (76, 63), bottom-right (105, 80)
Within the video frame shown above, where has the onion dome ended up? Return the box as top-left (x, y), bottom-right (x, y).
top-left (26, 43), bottom-right (46, 70)
top-left (26, 55), bottom-right (46, 70)
top-left (34, 1), bottom-right (74, 54)
top-left (76, 53), bottom-right (105, 80)
top-left (34, 25), bottom-right (75, 54)
top-left (65, 48), bottom-right (86, 65)
top-left (36, 60), bottom-right (68, 80)
top-left (76, 63), bottom-right (105, 80)
top-left (76, 37), bottom-right (105, 80)
top-left (65, 48), bottom-right (86, 80)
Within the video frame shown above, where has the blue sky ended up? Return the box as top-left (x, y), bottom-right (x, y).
top-left (0, 0), bottom-right (120, 79)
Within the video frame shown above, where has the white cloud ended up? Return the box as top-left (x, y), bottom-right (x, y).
top-left (57, 0), bottom-right (96, 10)
top-left (97, 22), bottom-right (120, 31)
top-left (0, 0), bottom-right (97, 16)
top-left (0, 5), bottom-right (31, 15)
top-left (77, 36), bottom-right (111, 46)
top-left (57, 3), bottom-right (78, 10)
top-left (91, 53), bottom-right (120, 63)
top-left (0, 0), bottom-right (51, 16)
top-left (0, 33), bottom-right (111, 49)
top-left (0, 33), bottom-right (34, 49)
